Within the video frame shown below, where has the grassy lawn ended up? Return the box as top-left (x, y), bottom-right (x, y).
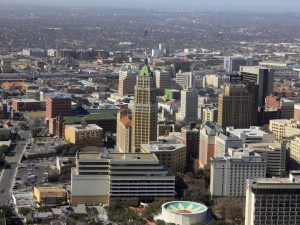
top-left (24, 111), bottom-right (46, 119)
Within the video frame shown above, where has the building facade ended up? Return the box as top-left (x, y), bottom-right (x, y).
top-left (131, 61), bottom-right (158, 152)
top-left (71, 152), bottom-right (175, 205)
top-left (64, 124), bottom-right (103, 147)
top-left (141, 141), bottom-right (186, 173)
top-left (210, 148), bottom-right (267, 197)
top-left (176, 89), bottom-right (198, 124)
top-left (240, 66), bottom-right (274, 107)
top-left (245, 171), bottom-right (300, 225)
top-left (118, 70), bottom-right (137, 96)
top-left (217, 83), bottom-right (253, 129)
top-left (116, 109), bottom-right (132, 153)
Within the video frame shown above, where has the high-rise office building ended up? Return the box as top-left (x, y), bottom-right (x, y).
top-left (118, 70), bottom-right (137, 96)
top-left (245, 171), bottom-right (300, 225)
top-left (217, 83), bottom-right (253, 129)
top-left (175, 71), bottom-right (194, 89)
top-left (154, 70), bottom-right (171, 95)
top-left (210, 148), bottom-right (266, 197)
top-left (240, 66), bottom-right (274, 107)
top-left (176, 89), bottom-right (198, 124)
top-left (116, 109), bottom-right (132, 153)
top-left (131, 60), bottom-right (158, 152)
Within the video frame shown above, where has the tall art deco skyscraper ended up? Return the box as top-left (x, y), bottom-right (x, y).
top-left (132, 59), bottom-right (158, 152)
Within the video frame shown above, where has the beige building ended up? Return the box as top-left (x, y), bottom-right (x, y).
top-left (269, 119), bottom-right (300, 139)
top-left (118, 70), bottom-right (137, 96)
top-left (247, 142), bottom-right (286, 177)
top-left (294, 103), bottom-right (300, 122)
top-left (141, 141), bottom-right (186, 173)
top-left (217, 83), bottom-right (252, 129)
top-left (131, 61), bottom-right (158, 152)
top-left (116, 109), bottom-right (132, 153)
top-left (202, 74), bottom-right (220, 89)
top-left (202, 107), bottom-right (218, 123)
top-left (64, 124), bottom-right (103, 147)
top-left (288, 136), bottom-right (300, 168)
top-left (33, 186), bottom-right (68, 206)
top-left (245, 171), bottom-right (300, 225)
top-left (71, 152), bottom-right (175, 205)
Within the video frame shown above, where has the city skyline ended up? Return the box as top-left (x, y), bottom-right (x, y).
top-left (2, 0), bottom-right (300, 12)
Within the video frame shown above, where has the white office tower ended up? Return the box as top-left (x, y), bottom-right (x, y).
top-left (176, 89), bottom-right (198, 124)
top-left (210, 148), bottom-right (266, 197)
top-left (245, 171), bottom-right (300, 225)
top-left (154, 70), bottom-right (171, 95)
top-left (175, 71), bottom-right (194, 89)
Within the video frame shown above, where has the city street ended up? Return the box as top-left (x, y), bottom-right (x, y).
top-left (0, 130), bottom-right (30, 206)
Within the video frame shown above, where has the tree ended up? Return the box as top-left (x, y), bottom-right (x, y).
top-left (0, 145), bottom-right (9, 156)
top-left (155, 219), bottom-right (166, 225)
top-left (31, 127), bottom-right (42, 138)
top-left (141, 200), bottom-right (165, 220)
top-left (18, 207), bottom-right (32, 217)
top-left (1, 92), bottom-right (8, 100)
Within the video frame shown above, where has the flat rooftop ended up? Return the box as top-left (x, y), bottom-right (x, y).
top-left (78, 152), bottom-right (158, 161)
top-left (46, 92), bottom-right (72, 100)
top-left (227, 127), bottom-right (268, 137)
top-left (65, 124), bottom-right (102, 131)
top-left (13, 98), bottom-right (40, 102)
top-left (63, 113), bottom-right (117, 124)
top-left (142, 142), bottom-right (186, 152)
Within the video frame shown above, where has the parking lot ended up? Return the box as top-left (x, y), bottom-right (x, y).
top-left (12, 138), bottom-right (65, 192)
top-left (13, 157), bottom-right (57, 191)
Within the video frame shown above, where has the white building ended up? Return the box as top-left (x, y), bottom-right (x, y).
top-left (226, 126), bottom-right (275, 144)
top-left (210, 148), bottom-right (266, 197)
top-left (176, 89), bottom-right (198, 124)
top-left (245, 171), bottom-right (300, 225)
top-left (71, 152), bottom-right (175, 205)
top-left (154, 201), bottom-right (208, 225)
top-left (175, 71), bottom-right (194, 89)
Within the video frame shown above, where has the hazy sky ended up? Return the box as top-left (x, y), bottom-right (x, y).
top-left (2, 0), bottom-right (300, 12)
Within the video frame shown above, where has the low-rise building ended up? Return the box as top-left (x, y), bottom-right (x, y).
top-left (141, 141), bottom-right (186, 173)
top-left (33, 186), bottom-right (68, 206)
top-left (12, 99), bottom-right (41, 111)
top-left (64, 124), bottom-right (103, 147)
top-left (210, 148), bottom-right (267, 197)
top-left (226, 126), bottom-right (275, 144)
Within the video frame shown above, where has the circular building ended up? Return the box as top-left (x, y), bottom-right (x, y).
top-left (160, 201), bottom-right (208, 225)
